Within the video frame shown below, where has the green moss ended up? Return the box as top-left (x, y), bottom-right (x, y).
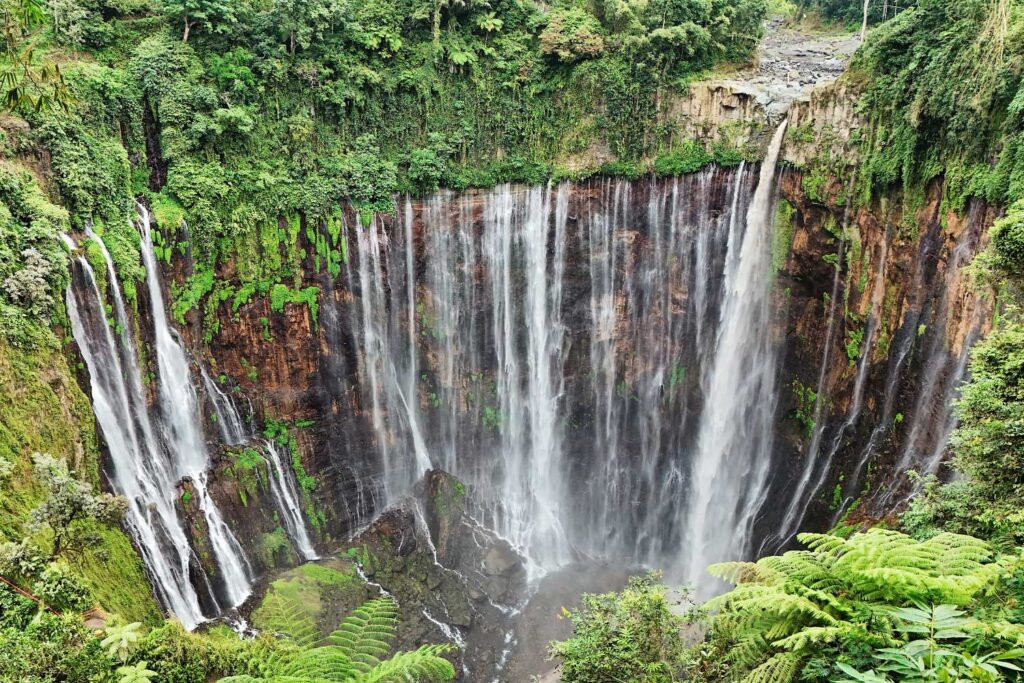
top-left (227, 447), bottom-right (266, 507)
top-left (802, 171), bottom-right (829, 204)
top-left (151, 191), bottom-right (186, 235)
top-left (0, 339), bottom-right (159, 620)
top-left (252, 561), bottom-right (359, 639)
top-left (269, 284), bottom-right (320, 327)
top-left (68, 525), bottom-right (163, 624)
top-left (792, 379), bottom-right (818, 439)
top-left (772, 199), bottom-right (795, 273)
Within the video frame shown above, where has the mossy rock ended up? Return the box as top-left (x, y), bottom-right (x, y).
top-left (251, 560), bottom-right (365, 643)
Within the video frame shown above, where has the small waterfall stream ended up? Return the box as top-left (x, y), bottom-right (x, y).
top-left (137, 206), bottom-right (255, 609)
top-left (65, 208), bottom-right (319, 625)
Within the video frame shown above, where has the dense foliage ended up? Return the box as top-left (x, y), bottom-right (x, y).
top-left (219, 595), bottom-right (455, 683)
top-left (685, 530), bottom-right (1024, 682)
top-left (797, 0), bottom-right (909, 26)
top-left (551, 573), bottom-right (687, 683)
top-left (852, 0), bottom-right (1024, 210)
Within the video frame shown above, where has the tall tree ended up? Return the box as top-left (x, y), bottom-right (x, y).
top-left (161, 0), bottom-right (237, 42)
top-left (1, 0), bottom-right (69, 112)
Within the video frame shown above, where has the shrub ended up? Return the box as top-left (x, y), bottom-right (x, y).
top-left (551, 573), bottom-right (686, 683)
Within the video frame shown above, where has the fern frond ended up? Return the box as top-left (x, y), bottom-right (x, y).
top-left (358, 644), bottom-right (455, 683)
top-left (255, 588), bottom-right (320, 648)
top-left (739, 652), bottom-right (802, 683)
top-left (325, 596), bottom-right (400, 673)
top-left (708, 561), bottom-right (768, 585)
top-left (281, 645), bottom-right (357, 681)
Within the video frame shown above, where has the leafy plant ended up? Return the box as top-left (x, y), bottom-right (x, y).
top-left (837, 605), bottom-right (1024, 682)
top-left (116, 660), bottom-right (157, 683)
top-left (219, 595), bottom-right (454, 682)
top-left (551, 573), bottom-right (686, 683)
top-left (693, 529), bottom-right (1021, 682)
top-left (102, 620), bottom-right (145, 663)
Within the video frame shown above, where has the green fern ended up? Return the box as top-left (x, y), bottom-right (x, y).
top-left (358, 645), bottom-right (456, 683)
top-left (325, 597), bottom-right (400, 673)
top-left (254, 588), bottom-right (320, 648)
top-left (701, 529), bottom-right (1014, 682)
top-left (216, 595), bottom-right (454, 683)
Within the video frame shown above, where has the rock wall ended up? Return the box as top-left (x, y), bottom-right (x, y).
top-left (164, 162), bottom-right (994, 571)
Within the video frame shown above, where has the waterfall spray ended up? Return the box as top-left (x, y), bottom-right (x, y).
top-left (680, 120), bottom-right (788, 595)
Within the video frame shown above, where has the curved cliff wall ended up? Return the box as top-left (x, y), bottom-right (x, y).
top-left (59, 76), bottom-right (996, 610)
top-left (158, 157), bottom-right (993, 582)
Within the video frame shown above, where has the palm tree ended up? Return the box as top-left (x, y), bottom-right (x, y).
top-left (218, 596), bottom-right (455, 683)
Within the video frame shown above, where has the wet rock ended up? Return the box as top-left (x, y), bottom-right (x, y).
top-left (345, 470), bottom-right (528, 680)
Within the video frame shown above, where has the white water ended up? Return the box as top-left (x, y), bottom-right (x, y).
top-left (771, 183), bottom-right (854, 549)
top-left (66, 249), bottom-right (208, 628)
top-left (200, 364), bottom-right (249, 446)
top-left (263, 440), bottom-right (318, 560)
top-left (482, 185), bottom-right (568, 574)
top-left (136, 206), bottom-right (254, 608)
top-left (196, 342), bottom-right (317, 559)
top-left (680, 121), bottom-right (788, 595)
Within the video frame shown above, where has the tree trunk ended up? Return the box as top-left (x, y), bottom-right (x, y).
top-left (861, 0), bottom-right (870, 40)
top-left (183, 18), bottom-right (191, 43)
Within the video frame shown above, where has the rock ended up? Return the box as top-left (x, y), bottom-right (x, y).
top-left (346, 470), bottom-right (529, 680)
top-left (483, 544), bottom-right (521, 576)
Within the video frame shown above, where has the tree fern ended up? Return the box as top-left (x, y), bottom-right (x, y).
top-left (740, 652), bottom-right (801, 683)
top-left (255, 589), bottom-right (320, 648)
top-left (358, 645), bottom-right (456, 683)
top-left (282, 645), bottom-right (359, 681)
top-left (700, 529), bottom-right (1013, 682)
top-left (216, 595), bottom-right (454, 683)
top-left (325, 597), bottom-right (400, 673)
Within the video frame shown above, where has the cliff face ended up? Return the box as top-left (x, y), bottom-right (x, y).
top-left (166, 156), bottom-right (994, 571)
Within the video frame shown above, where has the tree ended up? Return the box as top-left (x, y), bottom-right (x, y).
top-left (161, 0), bottom-right (236, 42)
top-left (539, 8), bottom-right (606, 64)
top-left (431, 0), bottom-right (489, 51)
top-left (27, 453), bottom-right (126, 556)
top-left (1, 0), bottom-right (70, 112)
top-left (265, 0), bottom-right (350, 56)
top-left (551, 573), bottom-right (686, 683)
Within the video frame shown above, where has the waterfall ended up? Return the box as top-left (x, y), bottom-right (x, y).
top-left (335, 167), bottom-right (773, 579)
top-left (66, 251), bottom-right (209, 628)
top-left (679, 121), bottom-right (788, 595)
top-left (136, 206), bottom-right (254, 609)
top-left (263, 440), bottom-right (319, 560)
top-left (482, 185), bottom-right (568, 573)
top-left (199, 363), bottom-right (317, 560)
top-left (200, 365), bottom-right (249, 446)
top-left (770, 183), bottom-right (853, 550)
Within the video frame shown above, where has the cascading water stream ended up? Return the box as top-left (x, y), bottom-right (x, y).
top-left (198, 354), bottom-right (318, 560)
top-left (66, 250), bottom-right (209, 628)
top-left (200, 365), bottom-right (249, 446)
top-left (263, 440), bottom-right (319, 560)
top-left (136, 205), bottom-right (254, 608)
top-left (679, 120), bottom-right (788, 595)
top-left (770, 181), bottom-right (855, 551)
